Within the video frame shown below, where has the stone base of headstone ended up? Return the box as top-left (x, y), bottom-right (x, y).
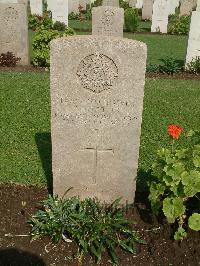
top-left (51, 35), bottom-right (147, 204)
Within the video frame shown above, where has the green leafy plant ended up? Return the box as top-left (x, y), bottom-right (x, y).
top-left (53, 21), bottom-right (66, 31)
top-left (146, 63), bottom-right (159, 73)
top-left (29, 195), bottom-right (145, 264)
top-left (32, 27), bottom-right (75, 67)
top-left (124, 8), bottom-right (139, 33)
top-left (68, 12), bottom-right (79, 20)
top-left (0, 52), bottom-right (21, 67)
top-left (168, 15), bottom-right (190, 35)
top-left (159, 57), bottom-right (183, 74)
top-left (186, 56), bottom-right (200, 74)
top-left (119, 0), bottom-right (130, 10)
top-left (148, 125), bottom-right (200, 240)
top-left (28, 14), bottom-right (52, 31)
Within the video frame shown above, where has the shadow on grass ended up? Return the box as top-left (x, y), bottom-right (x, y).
top-left (0, 248), bottom-right (45, 265)
top-left (135, 169), bottom-right (153, 224)
top-left (35, 133), bottom-right (52, 194)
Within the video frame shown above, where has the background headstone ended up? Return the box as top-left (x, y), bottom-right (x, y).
top-left (151, 0), bottom-right (170, 33)
top-left (129, 0), bottom-right (137, 7)
top-left (50, 0), bottom-right (68, 25)
top-left (51, 35), bottom-right (147, 204)
top-left (180, 0), bottom-right (197, 16)
top-left (136, 0), bottom-right (143, 8)
top-left (185, 1), bottom-right (200, 65)
top-left (169, 0), bottom-right (179, 15)
top-left (79, 0), bottom-right (90, 10)
top-left (142, 0), bottom-right (153, 20)
top-left (68, 0), bottom-right (79, 13)
top-left (102, 0), bottom-right (119, 7)
top-left (30, 0), bottom-right (43, 15)
top-left (92, 6), bottom-right (124, 37)
top-left (0, 0), bottom-right (29, 65)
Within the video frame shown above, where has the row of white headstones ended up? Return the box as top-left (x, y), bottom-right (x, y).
top-left (30, 0), bottom-right (200, 67)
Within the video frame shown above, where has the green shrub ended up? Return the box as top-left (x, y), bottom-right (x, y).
top-left (146, 63), bottom-right (159, 73)
top-left (148, 126), bottom-right (200, 240)
top-left (124, 8), bottom-right (139, 32)
top-left (0, 52), bottom-right (21, 67)
top-left (159, 57), bottom-right (183, 74)
top-left (29, 195), bottom-right (145, 264)
top-left (119, 0), bottom-right (130, 10)
top-left (53, 21), bottom-right (66, 31)
top-left (28, 14), bottom-right (52, 31)
top-left (68, 12), bottom-right (79, 20)
top-left (32, 27), bottom-right (75, 67)
top-left (186, 57), bottom-right (200, 74)
top-left (85, 7), bottom-right (92, 20)
top-left (168, 15), bottom-right (190, 35)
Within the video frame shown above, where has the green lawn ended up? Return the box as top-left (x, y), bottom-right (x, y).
top-left (29, 25), bottom-right (187, 65)
top-left (1, 72), bottom-right (200, 187)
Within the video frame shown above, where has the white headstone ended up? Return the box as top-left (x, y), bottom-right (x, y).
top-left (0, 0), bottom-right (29, 65)
top-left (68, 0), bottom-right (79, 13)
top-left (49, 0), bottom-right (68, 25)
top-left (169, 0), bottom-right (179, 15)
top-left (151, 0), bottom-right (170, 33)
top-left (136, 0), bottom-right (143, 8)
top-left (129, 0), bottom-right (137, 7)
top-left (30, 0), bottom-right (43, 16)
top-left (185, 6), bottom-right (200, 65)
top-left (142, 0), bottom-right (153, 20)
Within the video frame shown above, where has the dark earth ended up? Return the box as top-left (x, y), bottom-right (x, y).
top-left (0, 185), bottom-right (199, 266)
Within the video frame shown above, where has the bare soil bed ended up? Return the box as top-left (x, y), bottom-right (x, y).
top-left (0, 185), bottom-right (199, 266)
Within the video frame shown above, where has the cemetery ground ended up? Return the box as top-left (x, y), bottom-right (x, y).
top-left (0, 71), bottom-right (200, 265)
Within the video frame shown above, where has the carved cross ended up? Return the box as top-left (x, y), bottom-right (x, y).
top-left (81, 146), bottom-right (114, 184)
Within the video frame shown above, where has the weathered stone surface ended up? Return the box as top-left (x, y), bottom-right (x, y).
top-left (79, 0), bottom-right (90, 10)
top-left (0, 0), bottom-right (29, 65)
top-left (151, 0), bottom-right (169, 33)
top-left (102, 0), bottom-right (119, 7)
top-left (129, 0), bottom-right (137, 7)
top-left (169, 0), bottom-right (179, 15)
top-left (68, 0), bottom-right (79, 13)
top-left (185, 9), bottom-right (200, 65)
top-left (142, 0), bottom-right (153, 21)
top-left (48, 0), bottom-right (68, 25)
top-left (51, 36), bottom-right (147, 204)
top-left (136, 0), bottom-right (143, 8)
top-left (180, 0), bottom-right (196, 16)
top-left (30, 0), bottom-right (43, 15)
top-left (92, 6), bottom-right (124, 37)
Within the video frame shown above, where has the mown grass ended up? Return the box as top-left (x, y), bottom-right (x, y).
top-left (29, 23), bottom-right (187, 65)
top-left (0, 73), bottom-right (200, 187)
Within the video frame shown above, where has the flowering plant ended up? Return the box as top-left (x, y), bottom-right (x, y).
top-left (148, 125), bottom-right (200, 240)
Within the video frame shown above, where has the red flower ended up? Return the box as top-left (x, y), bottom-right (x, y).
top-left (168, 124), bottom-right (183, 139)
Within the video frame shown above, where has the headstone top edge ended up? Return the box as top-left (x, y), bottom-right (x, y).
top-left (50, 35), bottom-right (147, 51)
top-left (92, 6), bottom-right (124, 11)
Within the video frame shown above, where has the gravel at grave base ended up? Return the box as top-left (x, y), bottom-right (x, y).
top-left (0, 185), bottom-right (199, 266)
